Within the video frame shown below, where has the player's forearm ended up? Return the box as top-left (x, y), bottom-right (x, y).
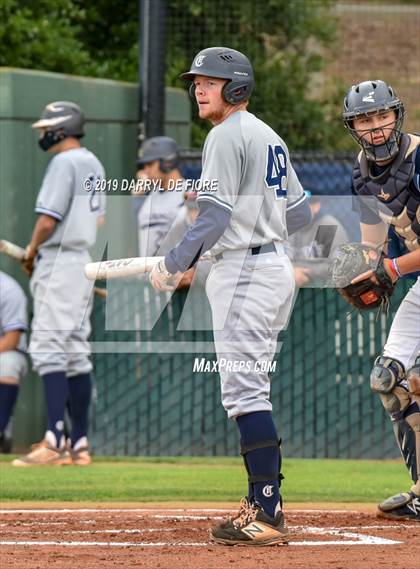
top-left (29, 215), bottom-right (57, 251)
top-left (165, 201), bottom-right (231, 273)
top-left (0, 330), bottom-right (21, 352)
top-left (393, 249), bottom-right (420, 276)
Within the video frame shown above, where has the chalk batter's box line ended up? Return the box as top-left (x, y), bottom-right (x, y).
top-left (0, 508), bottom-right (403, 547)
top-left (0, 507), bottom-right (360, 514)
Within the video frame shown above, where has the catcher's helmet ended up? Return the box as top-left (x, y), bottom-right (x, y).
top-left (137, 136), bottom-right (179, 173)
top-left (32, 101), bottom-right (85, 151)
top-left (180, 47), bottom-right (254, 105)
top-left (343, 80), bottom-right (405, 162)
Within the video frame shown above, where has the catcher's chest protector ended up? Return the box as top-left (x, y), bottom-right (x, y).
top-left (353, 134), bottom-right (420, 251)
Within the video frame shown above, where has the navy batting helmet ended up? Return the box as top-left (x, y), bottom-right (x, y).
top-left (137, 136), bottom-right (179, 173)
top-left (343, 80), bottom-right (405, 162)
top-left (32, 101), bottom-right (85, 151)
top-left (180, 47), bottom-right (254, 105)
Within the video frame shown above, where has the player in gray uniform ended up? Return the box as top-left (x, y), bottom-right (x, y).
top-left (150, 47), bottom-right (311, 545)
top-left (343, 80), bottom-right (420, 521)
top-left (136, 137), bottom-right (185, 257)
top-left (0, 271), bottom-right (28, 453)
top-left (13, 101), bottom-right (105, 467)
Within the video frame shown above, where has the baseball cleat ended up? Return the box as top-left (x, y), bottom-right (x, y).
top-left (11, 439), bottom-right (72, 467)
top-left (69, 439), bottom-right (92, 466)
top-left (210, 497), bottom-right (290, 546)
top-left (377, 491), bottom-right (420, 522)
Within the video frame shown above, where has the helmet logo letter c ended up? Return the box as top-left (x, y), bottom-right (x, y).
top-left (195, 55), bottom-right (206, 67)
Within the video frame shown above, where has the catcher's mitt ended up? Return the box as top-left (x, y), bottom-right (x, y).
top-left (331, 243), bottom-right (395, 311)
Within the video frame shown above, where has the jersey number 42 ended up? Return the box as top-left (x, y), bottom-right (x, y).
top-left (265, 144), bottom-right (287, 199)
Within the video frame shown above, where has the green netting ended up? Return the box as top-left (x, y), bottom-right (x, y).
top-left (90, 278), bottom-right (414, 459)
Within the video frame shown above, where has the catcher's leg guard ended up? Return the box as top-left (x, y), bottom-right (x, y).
top-left (371, 356), bottom-right (420, 516)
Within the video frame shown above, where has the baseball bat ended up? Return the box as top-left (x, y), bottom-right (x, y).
top-left (84, 256), bottom-right (163, 280)
top-left (0, 239), bottom-right (26, 260)
top-left (0, 238), bottom-right (108, 298)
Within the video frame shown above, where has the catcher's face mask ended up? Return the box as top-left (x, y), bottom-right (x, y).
top-left (342, 80), bottom-right (405, 163)
top-left (344, 104), bottom-right (404, 162)
top-left (350, 109), bottom-right (404, 163)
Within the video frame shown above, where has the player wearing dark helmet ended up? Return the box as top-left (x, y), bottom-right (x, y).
top-left (135, 136), bottom-right (185, 256)
top-left (32, 101), bottom-right (85, 152)
top-left (137, 136), bottom-right (180, 175)
top-left (344, 80), bottom-right (420, 521)
top-left (13, 101), bottom-right (106, 467)
top-left (180, 46), bottom-right (254, 106)
top-left (149, 47), bottom-right (312, 545)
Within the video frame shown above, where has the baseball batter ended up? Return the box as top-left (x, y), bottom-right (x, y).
top-left (343, 80), bottom-right (420, 521)
top-left (13, 101), bottom-right (105, 467)
top-left (149, 47), bottom-right (311, 545)
top-left (0, 271), bottom-right (28, 453)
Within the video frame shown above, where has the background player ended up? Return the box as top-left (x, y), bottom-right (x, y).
top-left (343, 80), bottom-right (420, 521)
top-left (149, 47), bottom-right (311, 545)
top-left (135, 136), bottom-right (196, 288)
top-left (12, 101), bottom-right (106, 467)
top-left (135, 136), bottom-right (185, 257)
top-left (0, 271), bottom-right (28, 453)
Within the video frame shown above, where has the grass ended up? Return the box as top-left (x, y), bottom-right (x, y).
top-left (0, 456), bottom-right (410, 503)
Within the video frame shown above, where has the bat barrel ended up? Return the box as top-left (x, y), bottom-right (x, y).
top-left (84, 256), bottom-right (163, 280)
top-left (0, 239), bottom-right (26, 260)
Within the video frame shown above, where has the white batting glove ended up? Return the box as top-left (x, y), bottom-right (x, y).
top-left (149, 259), bottom-right (179, 292)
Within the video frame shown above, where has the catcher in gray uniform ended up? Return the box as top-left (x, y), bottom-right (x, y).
top-left (149, 47), bottom-right (311, 545)
top-left (13, 101), bottom-right (105, 467)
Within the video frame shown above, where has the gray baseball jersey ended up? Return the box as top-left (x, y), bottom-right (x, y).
top-left (35, 147), bottom-right (106, 251)
top-left (137, 184), bottom-right (185, 256)
top-left (0, 271), bottom-right (28, 352)
top-left (30, 147), bottom-right (105, 377)
top-left (197, 110), bottom-right (305, 255)
top-left (198, 111), bottom-right (304, 418)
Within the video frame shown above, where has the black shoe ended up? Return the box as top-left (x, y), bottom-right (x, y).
top-left (210, 497), bottom-right (289, 546)
top-left (377, 491), bottom-right (420, 522)
top-left (0, 432), bottom-right (12, 454)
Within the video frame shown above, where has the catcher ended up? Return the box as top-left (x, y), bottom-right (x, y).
top-left (336, 80), bottom-right (420, 521)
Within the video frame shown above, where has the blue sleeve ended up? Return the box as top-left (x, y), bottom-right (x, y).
top-left (286, 196), bottom-right (312, 235)
top-left (165, 200), bottom-right (231, 273)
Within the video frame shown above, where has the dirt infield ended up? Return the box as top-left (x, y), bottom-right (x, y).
top-left (1, 505), bottom-right (419, 569)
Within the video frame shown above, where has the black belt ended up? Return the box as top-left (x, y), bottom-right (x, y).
top-left (215, 242), bottom-right (276, 262)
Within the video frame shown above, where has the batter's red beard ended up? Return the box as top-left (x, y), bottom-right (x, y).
top-left (199, 106), bottom-right (226, 124)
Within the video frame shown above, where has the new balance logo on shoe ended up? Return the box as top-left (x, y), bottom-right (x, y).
top-left (243, 523), bottom-right (265, 538)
